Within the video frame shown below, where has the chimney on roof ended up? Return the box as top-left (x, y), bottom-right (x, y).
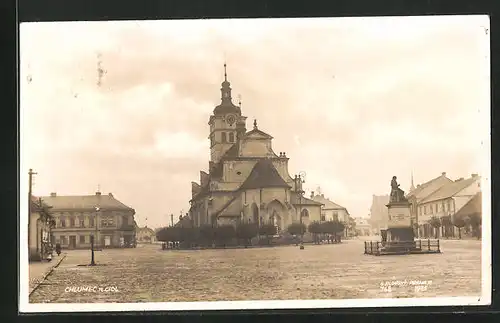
top-left (442, 172), bottom-right (446, 176)
top-left (471, 173), bottom-right (478, 178)
top-left (310, 191), bottom-right (314, 199)
top-left (50, 192), bottom-right (56, 197)
top-left (96, 191), bottom-right (101, 196)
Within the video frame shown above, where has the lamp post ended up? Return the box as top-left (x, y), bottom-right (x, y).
top-left (94, 206), bottom-right (100, 248)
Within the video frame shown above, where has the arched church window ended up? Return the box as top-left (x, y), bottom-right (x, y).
top-left (229, 132), bottom-right (235, 143)
top-left (221, 132), bottom-right (227, 143)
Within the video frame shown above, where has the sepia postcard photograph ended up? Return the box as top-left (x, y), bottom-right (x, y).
top-left (19, 15), bottom-right (491, 312)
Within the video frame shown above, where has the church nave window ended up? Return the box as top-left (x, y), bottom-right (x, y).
top-left (221, 132), bottom-right (227, 143)
top-left (229, 132), bottom-right (235, 143)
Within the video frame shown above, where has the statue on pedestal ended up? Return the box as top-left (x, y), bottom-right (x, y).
top-left (390, 176), bottom-right (407, 203)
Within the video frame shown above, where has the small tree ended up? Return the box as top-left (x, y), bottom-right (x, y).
top-left (258, 224), bottom-right (276, 245)
top-left (236, 222), bottom-right (259, 247)
top-left (215, 225), bottom-right (236, 248)
top-left (308, 221), bottom-right (321, 244)
top-left (466, 214), bottom-right (482, 239)
top-left (287, 222), bottom-right (306, 241)
top-left (441, 215), bottom-right (452, 238)
top-left (334, 221), bottom-right (346, 242)
top-left (453, 217), bottom-right (466, 239)
top-left (429, 216), bottom-right (442, 239)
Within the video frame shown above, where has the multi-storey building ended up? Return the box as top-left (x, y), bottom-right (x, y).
top-left (28, 196), bottom-right (54, 260)
top-left (406, 172), bottom-right (453, 237)
top-left (417, 174), bottom-right (481, 238)
top-left (41, 191), bottom-right (136, 249)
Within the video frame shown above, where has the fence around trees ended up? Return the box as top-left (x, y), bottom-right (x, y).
top-left (156, 220), bottom-right (347, 249)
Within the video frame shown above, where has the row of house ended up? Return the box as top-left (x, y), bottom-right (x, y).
top-left (28, 190), bottom-right (137, 260)
top-left (369, 172), bottom-right (482, 239)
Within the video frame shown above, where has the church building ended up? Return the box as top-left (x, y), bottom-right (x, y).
top-left (188, 65), bottom-right (322, 232)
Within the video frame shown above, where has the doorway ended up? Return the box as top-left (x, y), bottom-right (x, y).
top-left (69, 236), bottom-right (77, 249)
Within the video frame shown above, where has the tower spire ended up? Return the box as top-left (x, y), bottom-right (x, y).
top-left (224, 62), bottom-right (227, 82)
top-left (410, 171), bottom-right (415, 191)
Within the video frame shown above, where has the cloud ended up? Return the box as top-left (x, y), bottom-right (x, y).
top-left (21, 16), bottom-right (489, 227)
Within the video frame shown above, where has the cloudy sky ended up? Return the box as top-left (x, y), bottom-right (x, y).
top-left (20, 16), bottom-right (489, 229)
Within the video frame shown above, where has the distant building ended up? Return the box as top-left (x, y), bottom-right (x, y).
top-left (310, 192), bottom-right (350, 223)
top-left (406, 172), bottom-right (453, 236)
top-left (354, 217), bottom-right (371, 236)
top-left (417, 174), bottom-right (481, 238)
top-left (369, 195), bottom-right (389, 233)
top-left (29, 196), bottom-right (54, 261)
top-left (136, 226), bottom-right (156, 243)
top-left (41, 191), bottom-right (136, 249)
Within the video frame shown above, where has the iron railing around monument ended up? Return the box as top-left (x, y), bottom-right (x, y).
top-left (364, 239), bottom-right (440, 255)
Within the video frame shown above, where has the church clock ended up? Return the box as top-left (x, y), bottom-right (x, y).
top-left (226, 114), bottom-right (236, 125)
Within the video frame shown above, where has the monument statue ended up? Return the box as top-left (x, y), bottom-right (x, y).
top-left (390, 176), bottom-right (407, 203)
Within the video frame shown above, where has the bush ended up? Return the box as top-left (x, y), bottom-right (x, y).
top-left (308, 221), bottom-right (321, 244)
top-left (214, 225), bottom-right (236, 247)
top-left (236, 222), bottom-right (259, 247)
top-left (259, 224), bottom-right (276, 244)
top-left (287, 223), bottom-right (306, 236)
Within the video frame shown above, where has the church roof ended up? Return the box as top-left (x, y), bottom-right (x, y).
top-left (245, 128), bottom-right (273, 139)
top-left (222, 143), bottom-right (240, 159)
top-left (213, 102), bottom-right (241, 116)
top-left (239, 159), bottom-right (291, 190)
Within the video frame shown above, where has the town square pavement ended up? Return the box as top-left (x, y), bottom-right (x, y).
top-left (29, 238), bottom-right (482, 303)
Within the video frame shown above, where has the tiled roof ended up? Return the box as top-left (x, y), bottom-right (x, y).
top-left (420, 177), bottom-right (479, 203)
top-left (239, 159), bottom-right (291, 190)
top-left (222, 143), bottom-right (239, 158)
top-left (40, 193), bottom-right (134, 212)
top-left (290, 193), bottom-right (323, 206)
top-left (454, 192), bottom-right (482, 219)
top-left (311, 194), bottom-right (347, 210)
top-left (407, 174), bottom-right (453, 200)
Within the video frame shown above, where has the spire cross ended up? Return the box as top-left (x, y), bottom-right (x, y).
top-left (238, 94), bottom-right (242, 108)
top-left (224, 62), bottom-right (227, 82)
top-left (97, 184), bottom-right (101, 192)
top-left (253, 119), bottom-right (257, 129)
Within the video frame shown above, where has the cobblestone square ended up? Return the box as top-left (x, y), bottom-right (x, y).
top-left (29, 238), bottom-right (481, 303)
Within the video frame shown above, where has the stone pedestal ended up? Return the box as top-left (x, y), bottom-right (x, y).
top-left (383, 200), bottom-right (416, 251)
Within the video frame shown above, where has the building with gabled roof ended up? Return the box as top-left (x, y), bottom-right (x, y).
top-left (310, 191), bottom-right (350, 223)
top-left (405, 172), bottom-right (453, 237)
top-left (189, 65), bottom-right (322, 232)
top-left (416, 173), bottom-right (481, 238)
top-left (42, 191), bottom-right (136, 249)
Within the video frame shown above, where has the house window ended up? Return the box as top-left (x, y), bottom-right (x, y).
top-left (447, 200), bottom-right (452, 212)
top-left (229, 132), bottom-right (235, 143)
top-left (89, 216), bottom-right (94, 227)
top-left (321, 215), bottom-right (326, 221)
top-left (221, 132), bottom-right (227, 143)
top-left (101, 217), bottom-right (115, 228)
top-left (79, 216), bottom-right (85, 227)
top-left (332, 212), bottom-right (339, 221)
top-left (60, 235), bottom-right (66, 244)
top-left (79, 235), bottom-right (85, 244)
top-left (424, 206), bottom-right (427, 214)
top-left (69, 216), bottom-right (75, 227)
top-left (60, 217), bottom-right (66, 228)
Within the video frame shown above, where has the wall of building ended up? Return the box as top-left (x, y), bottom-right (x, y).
top-left (321, 208), bottom-right (349, 223)
top-left (51, 209), bottom-right (135, 249)
top-left (240, 138), bottom-right (272, 157)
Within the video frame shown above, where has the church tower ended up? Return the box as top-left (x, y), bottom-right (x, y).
top-left (208, 64), bottom-right (246, 163)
